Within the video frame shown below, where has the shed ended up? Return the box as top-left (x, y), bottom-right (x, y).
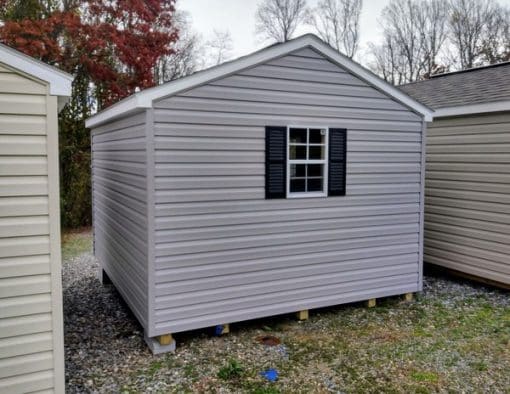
top-left (400, 62), bottom-right (510, 288)
top-left (0, 45), bottom-right (73, 392)
top-left (86, 34), bottom-right (432, 353)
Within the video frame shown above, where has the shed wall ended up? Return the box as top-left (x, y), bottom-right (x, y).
top-left (425, 113), bottom-right (510, 285)
top-left (0, 64), bottom-right (64, 393)
top-left (91, 112), bottom-right (150, 328)
top-left (150, 48), bottom-right (424, 335)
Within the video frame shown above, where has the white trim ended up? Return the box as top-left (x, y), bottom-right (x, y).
top-left (286, 126), bottom-right (328, 198)
top-left (0, 43), bottom-right (73, 99)
top-left (434, 100), bottom-right (510, 118)
top-left (86, 34), bottom-right (433, 128)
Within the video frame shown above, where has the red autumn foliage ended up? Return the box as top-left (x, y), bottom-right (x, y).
top-left (0, 0), bottom-right (178, 108)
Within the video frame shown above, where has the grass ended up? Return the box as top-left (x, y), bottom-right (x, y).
top-left (63, 229), bottom-right (510, 393)
top-left (61, 227), bottom-right (92, 260)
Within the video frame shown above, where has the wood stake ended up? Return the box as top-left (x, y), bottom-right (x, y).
top-left (157, 334), bottom-right (173, 346)
top-left (296, 310), bottom-right (309, 320)
top-left (366, 298), bottom-right (376, 308)
top-left (404, 293), bottom-right (414, 302)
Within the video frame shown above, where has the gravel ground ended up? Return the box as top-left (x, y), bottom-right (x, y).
top-left (63, 236), bottom-right (510, 393)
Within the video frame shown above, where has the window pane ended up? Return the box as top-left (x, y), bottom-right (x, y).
top-left (289, 128), bottom-right (307, 143)
top-left (309, 129), bottom-right (326, 144)
top-left (309, 146), bottom-right (325, 160)
top-left (308, 164), bottom-right (323, 177)
top-left (289, 145), bottom-right (306, 160)
top-left (307, 178), bottom-right (323, 192)
top-left (290, 179), bottom-right (306, 192)
top-left (290, 164), bottom-right (306, 177)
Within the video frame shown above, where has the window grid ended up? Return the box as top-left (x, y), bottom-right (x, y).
top-left (287, 126), bottom-right (329, 197)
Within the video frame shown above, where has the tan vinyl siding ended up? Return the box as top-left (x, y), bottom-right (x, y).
top-left (425, 113), bottom-right (510, 285)
top-left (0, 64), bottom-right (64, 392)
top-left (91, 112), bottom-right (149, 328)
top-left (150, 48), bottom-right (423, 335)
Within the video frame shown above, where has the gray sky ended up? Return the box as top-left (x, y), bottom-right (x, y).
top-left (180, 0), bottom-right (510, 61)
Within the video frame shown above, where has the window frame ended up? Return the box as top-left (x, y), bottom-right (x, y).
top-left (286, 125), bottom-right (329, 198)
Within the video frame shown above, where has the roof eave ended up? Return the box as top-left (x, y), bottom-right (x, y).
top-left (0, 43), bottom-right (73, 104)
top-left (86, 34), bottom-right (433, 128)
top-left (434, 100), bottom-right (510, 118)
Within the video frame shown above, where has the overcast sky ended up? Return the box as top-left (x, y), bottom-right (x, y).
top-left (180, 0), bottom-right (510, 61)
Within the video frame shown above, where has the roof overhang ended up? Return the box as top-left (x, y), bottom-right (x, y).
top-left (0, 43), bottom-right (73, 112)
top-left (86, 34), bottom-right (433, 128)
top-left (434, 100), bottom-right (510, 118)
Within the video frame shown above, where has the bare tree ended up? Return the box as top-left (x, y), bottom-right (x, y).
top-left (308, 0), bottom-right (362, 58)
top-left (368, 0), bottom-right (449, 83)
top-left (255, 0), bottom-right (308, 43)
top-left (205, 29), bottom-right (234, 66)
top-left (154, 11), bottom-right (203, 83)
top-left (447, 0), bottom-right (505, 69)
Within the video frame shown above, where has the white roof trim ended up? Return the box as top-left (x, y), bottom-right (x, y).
top-left (434, 100), bottom-right (510, 118)
top-left (0, 43), bottom-right (73, 99)
top-left (86, 34), bottom-right (433, 128)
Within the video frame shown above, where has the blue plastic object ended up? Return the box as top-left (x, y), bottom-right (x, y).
top-left (260, 368), bottom-right (279, 382)
top-left (214, 325), bottom-right (224, 336)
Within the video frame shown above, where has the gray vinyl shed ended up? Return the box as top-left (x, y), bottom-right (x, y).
top-left (86, 34), bottom-right (433, 353)
top-left (400, 62), bottom-right (510, 289)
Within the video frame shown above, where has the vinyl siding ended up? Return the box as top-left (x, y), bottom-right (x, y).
top-left (0, 64), bottom-right (63, 393)
top-left (425, 113), bottom-right (510, 285)
top-left (91, 112), bottom-right (149, 328)
top-left (150, 48), bottom-right (423, 335)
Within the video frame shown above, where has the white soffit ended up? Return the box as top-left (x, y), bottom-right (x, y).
top-left (86, 34), bottom-right (433, 128)
top-left (0, 43), bottom-right (73, 109)
top-left (434, 100), bottom-right (510, 118)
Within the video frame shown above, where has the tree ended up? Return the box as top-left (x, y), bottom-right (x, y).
top-left (449, 0), bottom-right (494, 69)
top-left (308, 0), bottom-right (362, 58)
top-left (205, 29), bottom-right (234, 66)
top-left (255, 0), bottom-right (308, 43)
top-left (0, 0), bottom-right (179, 228)
top-left (368, 0), bottom-right (449, 83)
top-left (154, 11), bottom-right (203, 83)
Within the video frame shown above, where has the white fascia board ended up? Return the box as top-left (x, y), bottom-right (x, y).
top-left (434, 100), bottom-right (510, 118)
top-left (0, 44), bottom-right (73, 98)
top-left (86, 34), bottom-right (433, 128)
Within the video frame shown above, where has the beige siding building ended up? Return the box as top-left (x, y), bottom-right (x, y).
top-left (0, 45), bottom-right (72, 393)
top-left (400, 63), bottom-right (510, 288)
top-left (87, 35), bottom-right (432, 353)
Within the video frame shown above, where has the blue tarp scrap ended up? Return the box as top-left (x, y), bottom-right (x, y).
top-left (214, 325), bottom-right (226, 336)
top-left (260, 368), bottom-right (279, 382)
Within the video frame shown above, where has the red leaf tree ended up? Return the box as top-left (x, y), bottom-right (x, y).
top-left (0, 0), bottom-right (179, 227)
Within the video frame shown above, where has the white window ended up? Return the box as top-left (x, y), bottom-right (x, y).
top-left (287, 126), bottom-right (328, 197)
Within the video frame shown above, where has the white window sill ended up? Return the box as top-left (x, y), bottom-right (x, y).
top-left (287, 192), bottom-right (327, 198)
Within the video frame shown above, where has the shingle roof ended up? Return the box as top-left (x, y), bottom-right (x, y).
top-left (398, 62), bottom-right (510, 110)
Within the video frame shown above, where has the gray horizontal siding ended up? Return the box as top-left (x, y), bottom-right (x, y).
top-left (424, 113), bottom-right (510, 285)
top-left (91, 111), bottom-right (150, 328)
top-left (150, 47), bottom-right (423, 335)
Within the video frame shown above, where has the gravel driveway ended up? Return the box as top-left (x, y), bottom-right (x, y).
top-left (63, 241), bottom-right (510, 393)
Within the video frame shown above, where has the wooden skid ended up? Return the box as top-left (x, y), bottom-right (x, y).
top-left (296, 310), bottom-right (309, 320)
top-left (365, 298), bottom-right (376, 308)
top-left (158, 334), bottom-right (174, 346)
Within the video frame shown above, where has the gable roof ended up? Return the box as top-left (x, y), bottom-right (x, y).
top-left (399, 62), bottom-right (510, 118)
top-left (86, 34), bottom-right (432, 128)
top-left (0, 43), bottom-right (73, 111)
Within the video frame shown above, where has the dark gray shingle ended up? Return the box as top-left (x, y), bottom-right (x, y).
top-left (398, 62), bottom-right (510, 109)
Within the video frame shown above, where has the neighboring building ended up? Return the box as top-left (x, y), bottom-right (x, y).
top-left (0, 45), bottom-right (72, 393)
top-left (86, 34), bottom-right (432, 353)
top-left (400, 62), bottom-right (510, 289)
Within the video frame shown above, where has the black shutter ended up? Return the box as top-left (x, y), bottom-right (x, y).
top-left (328, 128), bottom-right (347, 196)
top-left (265, 126), bottom-right (287, 199)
